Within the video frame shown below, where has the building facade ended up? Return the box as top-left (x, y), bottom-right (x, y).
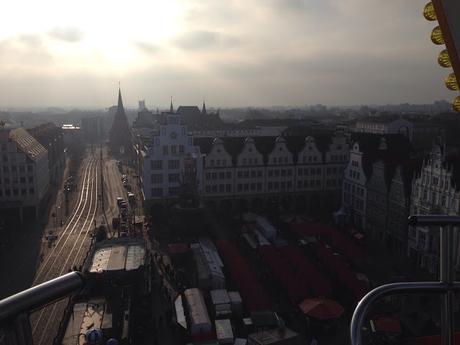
top-left (0, 127), bottom-right (49, 221)
top-left (140, 112), bottom-right (203, 205)
top-left (28, 123), bottom-right (65, 186)
top-left (408, 143), bottom-right (460, 273)
top-left (354, 117), bottom-right (413, 140)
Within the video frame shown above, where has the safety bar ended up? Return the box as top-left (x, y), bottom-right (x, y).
top-left (0, 271), bottom-right (84, 323)
top-left (350, 215), bottom-right (460, 345)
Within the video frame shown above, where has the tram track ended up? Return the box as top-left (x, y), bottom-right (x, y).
top-left (30, 153), bottom-right (100, 345)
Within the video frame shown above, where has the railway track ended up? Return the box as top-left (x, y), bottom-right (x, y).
top-left (30, 154), bottom-right (100, 345)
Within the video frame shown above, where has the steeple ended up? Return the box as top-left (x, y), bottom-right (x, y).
top-left (117, 85), bottom-right (125, 114)
top-left (170, 97), bottom-right (174, 113)
top-left (202, 100), bottom-right (207, 115)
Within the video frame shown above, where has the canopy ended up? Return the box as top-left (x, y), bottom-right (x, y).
top-left (299, 298), bottom-right (344, 320)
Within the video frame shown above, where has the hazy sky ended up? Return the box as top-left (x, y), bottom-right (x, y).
top-left (0, 0), bottom-right (455, 108)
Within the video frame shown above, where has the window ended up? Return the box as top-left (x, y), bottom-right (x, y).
top-left (11, 166), bottom-right (17, 172)
top-left (29, 188), bottom-right (34, 195)
top-left (297, 181), bottom-right (302, 188)
top-left (268, 170), bottom-right (273, 177)
top-left (179, 145), bottom-right (184, 153)
top-left (151, 160), bottom-right (162, 170)
top-left (212, 172), bottom-right (217, 180)
top-left (274, 170), bottom-right (279, 177)
top-left (168, 160), bottom-right (180, 169)
top-left (257, 183), bottom-right (262, 191)
top-left (216, 159), bottom-right (221, 166)
top-left (20, 177), bottom-right (25, 183)
top-left (251, 170), bottom-right (256, 178)
top-left (226, 171), bottom-right (232, 179)
top-left (237, 171), bottom-right (242, 178)
top-left (219, 172), bottom-right (225, 179)
top-left (268, 182), bottom-right (273, 190)
top-left (206, 186), bottom-right (211, 193)
top-left (237, 184), bottom-right (242, 192)
top-left (257, 170), bottom-right (262, 177)
top-left (226, 184), bottom-right (231, 192)
top-left (244, 184), bottom-right (249, 191)
top-left (28, 176), bottom-right (33, 183)
top-left (19, 165), bottom-right (25, 173)
top-left (163, 146), bottom-right (169, 155)
top-left (151, 174), bottom-right (163, 183)
top-left (298, 169), bottom-right (303, 176)
top-left (171, 145), bottom-right (177, 154)
top-left (210, 159), bottom-right (215, 166)
top-left (287, 169), bottom-right (292, 177)
top-left (168, 173), bottom-right (180, 183)
top-left (212, 185), bottom-right (218, 193)
top-left (281, 169), bottom-right (286, 177)
top-left (219, 184), bottom-right (225, 192)
top-left (205, 172), bottom-right (210, 179)
top-left (244, 171), bottom-right (249, 178)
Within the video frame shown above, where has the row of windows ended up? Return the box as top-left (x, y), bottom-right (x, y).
top-left (0, 188), bottom-right (35, 197)
top-left (298, 168), bottom-right (321, 176)
top-left (238, 170), bottom-right (263, 178)
top-left (272, 156), bottom-right (289, 165)
top-left (162, 145), bottom-right (185, 155)
top-left (237, 183), bottom-right (264, 192)
top-left (343, 193), bottom-right (364, 211)
top-left (0, 176), bottom-right (34, 184)
top-left (205, 184), bottom-right (232, 193)
top-left (348, 170), bottom-right (361, 180)
top-left (329, 154), bottom-right (348, 162)
top-left (206, 171), bottom-right (232, 180)
top-left (150, 160), bottom-right (180, 170)
top-left (1, 165), bottom-right (34, 173)
top-left (420, 173), bottom-right (451, 190)
top-left (150, 173), bottom-right (180, 184)
top-left (343, 182), bottom-right (364, 196)
top-left (151, 187), bottom-right (180, 197)
top-left (208, 158), bottom-right (229, 167)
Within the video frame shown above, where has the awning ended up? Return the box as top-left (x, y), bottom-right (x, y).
top-left (298, 298), bottom-right (344, 320)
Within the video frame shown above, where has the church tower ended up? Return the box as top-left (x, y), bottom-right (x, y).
top-left (109, 87), bottom-right (132, 158)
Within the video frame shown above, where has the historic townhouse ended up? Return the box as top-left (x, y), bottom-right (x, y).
top-left (408, 142), bottom-right (460, 273)
top-left (342, 134), bottom-right (411, 231)
top-left (140, 110), bottom-right (203, 205)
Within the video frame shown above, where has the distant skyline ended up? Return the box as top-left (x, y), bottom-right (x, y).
top-left (0, 0), bottom-right (455, 108)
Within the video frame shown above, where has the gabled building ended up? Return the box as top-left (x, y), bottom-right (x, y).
top-left (342, 134), bottom-right (411, 230)
top-left (140, 111), bottom-right (203, 205)
top-left (408, 142), bottom-right (460, 273)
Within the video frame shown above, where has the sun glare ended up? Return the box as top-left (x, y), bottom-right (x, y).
top-left (0, 0), bottom-right (184, 68)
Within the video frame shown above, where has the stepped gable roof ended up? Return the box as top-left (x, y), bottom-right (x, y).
top-left (10, 127), bottom-right (47, 161)
top-left (194, 135), bottom-right (336, 165)
top-left (350, 133), bottom-right (412, 178)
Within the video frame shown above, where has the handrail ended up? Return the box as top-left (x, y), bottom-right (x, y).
top-left (350, 282), bottom-right (460, 345)
top-left (0, 272), bottom-right (84, 323)
top-left (350, 215), bottom-right (460, 345)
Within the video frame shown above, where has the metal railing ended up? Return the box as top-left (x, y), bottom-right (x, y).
top-left (0, 272), bottom-right (84, 345)
top-left (350, 215), bottom-right (460, 345)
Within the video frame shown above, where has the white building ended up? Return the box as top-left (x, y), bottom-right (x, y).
top-left (0, 127), bottom-right (49, 221)
top-left (408, 142), bottom-right (460, 273)
top-left (354, 117), bottom-right (413, 140)
top-left (141, 112), bottom-right (203, 204)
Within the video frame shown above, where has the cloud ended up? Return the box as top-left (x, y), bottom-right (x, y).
top-left (133, 41), bottom-right (161, 55)
top-left (48, 27), bottom-right (84, 43)
top-left (174, 30), bottom-right (220, 50)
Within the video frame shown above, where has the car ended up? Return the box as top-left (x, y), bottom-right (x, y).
top-left (45, 232), bottom-right (58, 241)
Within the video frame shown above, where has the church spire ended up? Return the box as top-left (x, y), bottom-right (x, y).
top-left (170, 96), bottom-right (174, 113)
top-left (202, 100), bottom-right (207, 115)
top-left (117, 84), bottom-right (124, 113)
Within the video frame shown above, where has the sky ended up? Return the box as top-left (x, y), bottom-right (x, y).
top-left (0, 0), bottom-right (455, 108)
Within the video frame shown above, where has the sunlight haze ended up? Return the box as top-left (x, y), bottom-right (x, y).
top-left (0, 0), bottom-right (452, 108)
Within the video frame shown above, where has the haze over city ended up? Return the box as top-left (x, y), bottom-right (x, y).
top-left (0, 0), bottom-right (454, 108)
